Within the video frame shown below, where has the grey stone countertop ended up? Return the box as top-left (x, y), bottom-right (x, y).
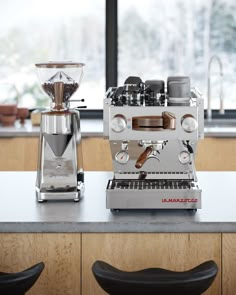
top-left (204, 126), bottom-right (236, 137)
top-left (0, 119), bottom-right (236, 138)
top-left (0, 171), bottom-right (236, 233)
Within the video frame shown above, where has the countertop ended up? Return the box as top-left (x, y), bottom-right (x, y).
top-left (204, 126), bottom-right (236, 137)
top-left (0, 119), bottom-right (235, 138)
top-left (0, 171), bottom-right (236, 233)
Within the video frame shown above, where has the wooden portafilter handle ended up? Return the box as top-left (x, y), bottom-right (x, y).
top-left (135, 146), bottom-right (153, 169)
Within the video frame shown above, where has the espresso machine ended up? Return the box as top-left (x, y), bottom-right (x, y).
top-left (35, 62), bottom-right (85, 202)
top-left (104, 76), bottom-right (204, 210)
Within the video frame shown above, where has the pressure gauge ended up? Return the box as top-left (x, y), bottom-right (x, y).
top-left (178, 151), bottom-right (191, 164)
top-left (115, 151), bottom-right (129, 164)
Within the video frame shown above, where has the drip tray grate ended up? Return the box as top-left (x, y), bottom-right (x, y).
top-left (108, 179), bottom-right (197, 190)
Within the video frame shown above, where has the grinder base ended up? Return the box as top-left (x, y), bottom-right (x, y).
top-left (36, 183), bottom-right (84, 202)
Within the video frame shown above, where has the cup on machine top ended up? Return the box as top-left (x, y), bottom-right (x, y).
top-left (167, 76), bottom-right (191, 106)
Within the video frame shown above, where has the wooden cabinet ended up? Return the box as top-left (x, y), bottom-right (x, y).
top-left (222, 234), bottom-right (236, 295)
top-left (0, 138), bottom-right (39, 171)
top-left (82, 137), bottom-right (112, 171)
top-left (82, 233), bottom-right (221, 295)
top-left (0, 233), bottom-right (221, 295)
top-left (0, 233), bottom-right (81, 295)
top-left (196, 138), bottom-right (236, 171)
top-left (0, 136), bottom-right (236, 171)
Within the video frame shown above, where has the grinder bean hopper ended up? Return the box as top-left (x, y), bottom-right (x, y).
top-left (35, 61), bottom-right (85, 202)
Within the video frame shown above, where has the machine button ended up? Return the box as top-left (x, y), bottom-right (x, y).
top-left (181, 115), bottom-right (198, 133)
top-left (111, 115), bottom-right (127, 132)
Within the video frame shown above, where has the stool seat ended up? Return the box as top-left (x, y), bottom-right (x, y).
top-left (92, 260), bottom-right (218, 295)
top-left (0, 262), bottom-right (44, 295)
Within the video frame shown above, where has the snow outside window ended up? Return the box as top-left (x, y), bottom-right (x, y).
top-left (119, 0), bottom-right (236, 109)
top-left (0, 0), bottom-right (105, 110)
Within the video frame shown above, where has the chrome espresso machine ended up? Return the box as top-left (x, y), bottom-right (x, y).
top-left (104, 76), bottom-right (204, 210)
top-left (35, 62), bottom-right (85, 202)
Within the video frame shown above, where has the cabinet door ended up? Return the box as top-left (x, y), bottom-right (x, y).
top-left (82, 233), bottom-right (221, 295)
top-left (0, 233), bottom-right (81, 295)
top-left (196, 138), bottom-right (236, 171)
top-left (0, 138), bottom-right (39, 171)
top-left (222, 233), bottom-right (236, 295)
top-left (82, 138), bottom-right (112, 171)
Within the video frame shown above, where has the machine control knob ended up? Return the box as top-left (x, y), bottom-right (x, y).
top-left (111, 114), bottom-right (127, 133)
top-left (181, 115), bottom-right (198, 133)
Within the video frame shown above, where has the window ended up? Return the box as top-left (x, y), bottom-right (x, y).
top-left (1, 0), bottom-right (235, 114)
top-left (0, 0), bottom-right (105, 110)
top-left (118, 0), bottom-right (236, 110)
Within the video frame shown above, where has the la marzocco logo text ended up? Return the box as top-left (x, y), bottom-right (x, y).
top-left (162, 198), bottom-right (198, 203)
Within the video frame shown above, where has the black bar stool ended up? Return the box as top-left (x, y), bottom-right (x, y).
top-left (92, 260), bottom-right (218, 295)
top-left (0, 262), bottom-right (44, 295)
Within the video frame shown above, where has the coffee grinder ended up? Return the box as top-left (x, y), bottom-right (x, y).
top-left (35, 62), bottom-right (85, 202)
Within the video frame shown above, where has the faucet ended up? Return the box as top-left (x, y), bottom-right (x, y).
top-left (207, 55), bottom-right (224, 120)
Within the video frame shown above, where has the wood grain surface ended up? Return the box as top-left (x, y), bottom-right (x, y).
top-left (0, 137), bottom-right (39, 171)
top-left (81, 137), bottom-right (112, 171)
top-left (82, 233), bottom-right (221, 295)
top-left (0, 233), bottom-right (81, 295)
top-left (196, 138), bottom-right (236, 171)
top-left (222, 234), bottom-right (236, 295)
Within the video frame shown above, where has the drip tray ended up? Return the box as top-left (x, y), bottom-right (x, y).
top-left (106, 179), bottom-right (201, 209)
